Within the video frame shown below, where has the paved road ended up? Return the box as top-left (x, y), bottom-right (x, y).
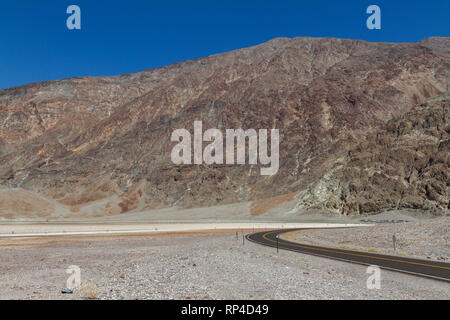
top-left (246, 229), bottom-right (450, 282)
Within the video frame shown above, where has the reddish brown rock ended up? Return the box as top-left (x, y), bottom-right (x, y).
top-left (0, 37), bottom-right (448, 218)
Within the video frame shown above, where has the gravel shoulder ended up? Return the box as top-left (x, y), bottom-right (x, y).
top-left (282, 217), bottom-right (449, 262)
top-left (0, 229), bottom-right (448, 300)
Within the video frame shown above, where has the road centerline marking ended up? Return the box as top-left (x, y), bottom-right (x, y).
top-left (260, 230), bottom-right (450, 271)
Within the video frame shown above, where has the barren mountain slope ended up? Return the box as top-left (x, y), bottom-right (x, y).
top-left (0, 37), bottom-right (448, 218)
top-left (294, 94), bottom-right (449, 215)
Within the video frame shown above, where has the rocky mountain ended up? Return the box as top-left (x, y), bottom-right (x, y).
top-left (0, 37), bottom-right (448, 219)
top-left (294, 94), bottom-right (449, 215)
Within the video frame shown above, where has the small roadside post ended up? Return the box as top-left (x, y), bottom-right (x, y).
top-left (276, 235), bottom-right (279, 254)
top-left (236, 231), bottom-right (238, 240)
top-left (392, 234), bottom-right (397, 253)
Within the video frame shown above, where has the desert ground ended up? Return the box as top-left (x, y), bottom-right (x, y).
top-left (283, 217), bottom-right (449, 262)
top-left (0, 213), bottom-right (448, 300)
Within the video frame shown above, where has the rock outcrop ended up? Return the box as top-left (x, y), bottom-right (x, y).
top-left (295, 94), bottom-right (449, 215)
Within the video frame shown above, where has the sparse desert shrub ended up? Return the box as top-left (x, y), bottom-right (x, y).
top-left (80, 281), bottom-right (100, 300)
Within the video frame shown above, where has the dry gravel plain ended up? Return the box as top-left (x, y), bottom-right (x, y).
top-left (0, 224), bottom-right (449, 300)
top-left (283, 217), bottom-right (449, 261)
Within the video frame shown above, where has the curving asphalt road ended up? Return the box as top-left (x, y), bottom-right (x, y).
top-left (246, 229), bottom-right (450, 282)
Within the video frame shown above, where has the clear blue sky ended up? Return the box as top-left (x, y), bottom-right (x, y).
top-left (0, 0), bottom-right (449, 90)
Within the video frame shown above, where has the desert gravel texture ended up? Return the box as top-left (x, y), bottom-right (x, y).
top-left (0, 228), bottom-right (448, 300)
top-left (284, 217), bottom-right (449, 262)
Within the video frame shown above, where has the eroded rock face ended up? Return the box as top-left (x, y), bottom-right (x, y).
top-left (0, 37), bottom-right (449, 217)
top-left (296, 95), bottom-right (449, 215)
